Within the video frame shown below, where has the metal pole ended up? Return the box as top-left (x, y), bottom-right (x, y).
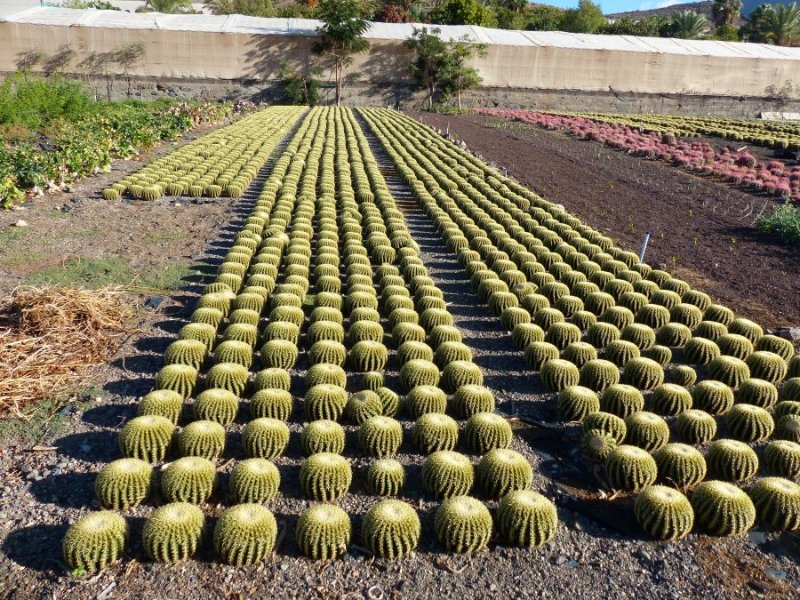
top-left (639, 232), bottom-right (652, 262)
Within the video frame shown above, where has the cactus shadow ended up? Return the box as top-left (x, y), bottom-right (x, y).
top-left (3, 524), bottom-right (67, 573)
top-left (134, 335), bottom-right (173, 355)
top-left (160, 301), bottom-right (196, 319)
top-left (29, 471), bottom-right (96, 509)
top-left (103, 376), bottom-right (153, 399)
top-left (112, 354), bottom-right (162, 376)
top-left (82, 402), bottom-right (137, 428)
top-left (272, 511), bottom-right (301, 558)
top-left (758, 532), bottom-right (800, 564)
top-left (123, 516), bottom-right (148, 562)
top-left (56, 431), bottom-right (120, 463)
top-left (153, 319), bottom-right (185, 336)
top-left (275, 464), bottom-right (304, 500)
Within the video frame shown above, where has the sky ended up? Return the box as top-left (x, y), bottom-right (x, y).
top-left (541, 0), bottom-right (689, 14)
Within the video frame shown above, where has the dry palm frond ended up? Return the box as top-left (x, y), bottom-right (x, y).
top-left (0, 286), bottom-right (134, 417)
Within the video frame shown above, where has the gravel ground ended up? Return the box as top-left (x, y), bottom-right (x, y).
top-left (0, 114), bottom-right (798, 600)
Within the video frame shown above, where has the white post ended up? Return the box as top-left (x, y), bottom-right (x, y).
top-left (639, 232), bottom-right (652, 262)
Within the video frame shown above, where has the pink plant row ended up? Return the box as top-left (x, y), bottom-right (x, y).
top-left (480, 109), bottom-right (800, 201)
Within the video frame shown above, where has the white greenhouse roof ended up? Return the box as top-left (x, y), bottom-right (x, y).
top-left (3, 3), bottom-right (800, 61)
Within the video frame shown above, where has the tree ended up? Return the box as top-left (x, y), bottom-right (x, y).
top-left (560, 0), bottom-right (606, 34)
top-left (765, 2), bottom-right (800, 45)
top-left (279, 59), bottom-right (323, 105)
top-left (408, 2), bottom-right (427, 22)
top-left (376, 3), bottom-right (414, 23)
top-left (115, 43), bottom-right (146, 97)
top-left (669, 10), bottom-right (710, 39)
top-left (740, 3), bottom-right (774, 42)
top-left (406, 27), bottom-right (450, 109)
top-left (603, 15), bottom-right (668, 36)
top-left (60, 0), bottom-right (120, 8)
top-left (406, 27), bottom-right (485, 109)
top-left (714, 22), bottom-right (741, 40)
top-left (429, 0), bottom-right (498, 27)
top-left (493, 6), bottom-right (524, 29)
top-left (205, 0), bottom-right (277, 16)
top-left (138, 0), bottom-right (193, 13)
top-left (500, 0), bottom-right (527, 12)
top-left (312, 0), bottom-right (371, 106)
top-left (441, 37), bottom-right (487, 110)
top-left (712, 0), bottom-right (742, 27)
top-left (524, 5), bottom-right (566, 31)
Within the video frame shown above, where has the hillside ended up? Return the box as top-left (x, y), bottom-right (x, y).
top-left (606, 1), bottom-right (713, 20)
top-left (606, 0), bottom-right (797, 20)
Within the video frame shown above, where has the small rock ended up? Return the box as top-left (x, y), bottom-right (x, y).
top-left (12, 220), bottom-right (28, 228)
top-left (147, 296), bottom-right (165, 309)
top-left (765, 567), bottom-right (787, 582)
top-left (778, 327), bottom-right (800, 343)
top-left (554, 555), bottom-right (568, 566)
top-left (19, 464), bottom-right (33, 475)
top-left (748, 530), bottom-right (767, 545)
top-left (748, 582), bottom-right (767, 595)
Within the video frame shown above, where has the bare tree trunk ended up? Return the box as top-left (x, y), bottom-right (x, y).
top-left (457, 90), bottom-right (462, 110)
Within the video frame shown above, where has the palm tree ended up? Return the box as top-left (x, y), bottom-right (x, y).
top-left (670, 10), bottom-right (711, 39)
top-left (742, 3), bottom-right (774, 42)
top-left (765, 2), bottom-right (800, 46)
top-left (711, 0), bottom-right (742, 27)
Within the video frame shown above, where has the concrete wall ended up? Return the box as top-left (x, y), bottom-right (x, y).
top-left (14, 72), bottom-right (792, 118)
top-left (2, 20), bottom-right (800, 115)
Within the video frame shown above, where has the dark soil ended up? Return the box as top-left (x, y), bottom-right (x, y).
top-left (0, 119), bottom-right (241, 297)
top-left (412, 112), bottom-right (800, 329)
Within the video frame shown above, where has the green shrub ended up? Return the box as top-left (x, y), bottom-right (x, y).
top-left (755, 202), bottom-right (800, 244)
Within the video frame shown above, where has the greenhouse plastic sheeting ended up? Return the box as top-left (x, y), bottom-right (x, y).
top-left (2, 4), bottom-right (800, 97)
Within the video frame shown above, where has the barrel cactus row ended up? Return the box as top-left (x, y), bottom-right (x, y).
top-left (358, 107), bottom-right (800, 542)
top-left (103, 107), bottom-right (303, 201)
top-left (65, 107), bottom-right (563, 576)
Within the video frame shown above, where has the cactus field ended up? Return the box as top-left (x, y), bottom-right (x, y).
top-left (2, 106), bottom-right (800, 599)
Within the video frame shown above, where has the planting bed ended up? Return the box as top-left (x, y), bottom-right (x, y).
top-left (413, 111), bottom-right (800, 329)
top-left (1, 106), bottom-right (800, 600)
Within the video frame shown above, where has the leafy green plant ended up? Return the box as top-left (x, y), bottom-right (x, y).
top-left (755, 202), bottom-right (800, 243)
top-left (279, 60), bottom-right (322, 106)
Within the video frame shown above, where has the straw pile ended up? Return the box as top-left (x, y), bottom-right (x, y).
top-left (0, 286), bottom-right (134, 417)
